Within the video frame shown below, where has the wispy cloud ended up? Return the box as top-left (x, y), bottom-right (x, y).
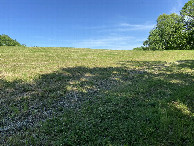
top-left (85, 22), bottom-right (155, 32)
top-left (118, 23), bottom-right (155, 31)
top-left (40, 22), bottom-right (153, 49)
top-left (40, 35), bottom-right (146, 50)
top-left (72, 36), bottom-right (144, 50)
top-left (170, 0), bottom-right (184, 14)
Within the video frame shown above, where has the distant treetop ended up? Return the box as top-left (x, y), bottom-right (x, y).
top-left (135, 0), bottom-right (194, 50)
top-left (0, 34), bottom-right (22, 46)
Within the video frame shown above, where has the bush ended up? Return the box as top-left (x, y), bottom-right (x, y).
top-left (133, 46), bottom-right (150, 51)
top-left (133, 47), bottom-right (144, 50)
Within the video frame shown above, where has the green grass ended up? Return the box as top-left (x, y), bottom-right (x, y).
top-left (0, 46), bottom-right (194, 145)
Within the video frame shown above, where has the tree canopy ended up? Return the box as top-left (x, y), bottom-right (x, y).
top-left (181, 0), bottom-right (194, 19)
top-left (0, 34), bottom-right (21, 46)
top-left (141, 0), bottom-right (194, 50)
top-left (181, 0), bottom-right (194, 49)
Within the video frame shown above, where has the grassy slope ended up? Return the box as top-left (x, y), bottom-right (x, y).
top-left (0, 46), bottom-right (194, 145)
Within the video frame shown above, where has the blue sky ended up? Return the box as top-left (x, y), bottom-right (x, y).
top-left (0, 0), bottom-right (188, 50)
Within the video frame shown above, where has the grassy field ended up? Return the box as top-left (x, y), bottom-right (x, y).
top-left (0, 46), bottom-right (194, 145)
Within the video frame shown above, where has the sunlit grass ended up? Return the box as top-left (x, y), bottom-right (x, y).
top-left (0, 46), bottom-right (194, 145)
top-left (171, 101), bottom-right (193, 116)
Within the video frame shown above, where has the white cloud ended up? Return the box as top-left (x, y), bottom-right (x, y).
top-left (85, 22), bottom-right (155, 32)
top-left (41, 22), bottom-right (153, 50)
top-left (170, 0), bottom-right (184, 14)
top-left (118, 23), bottom-right (155, 31)
top-left (72, 36), bottom-right (144, 50)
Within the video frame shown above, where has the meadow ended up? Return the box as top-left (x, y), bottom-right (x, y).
top-left (0, 46), bottom-right (194, 145)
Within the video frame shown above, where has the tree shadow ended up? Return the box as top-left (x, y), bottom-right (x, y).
top-left (119, 60), bottom-right (194, 110)
top-left (0, 60), bottom-right (193, 144)
top-left (176, 60), bottom-right (194, 69)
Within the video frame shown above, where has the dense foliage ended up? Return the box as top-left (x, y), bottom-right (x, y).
top-left (144, 14), bottom-right (188, 50)
top-left (181, 0), bottom-right (194, 49)
top-left (181, 0), bottom-right (194, 19)
top-left (0, 34), bottom-right (21, 46)
top-left (141, 0), bottom-right (194, 50)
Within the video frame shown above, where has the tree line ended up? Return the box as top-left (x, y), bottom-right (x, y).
top-left (134, 0), bottom-right (193, 50)
top-left (0, 34), bottom-right (22, 46)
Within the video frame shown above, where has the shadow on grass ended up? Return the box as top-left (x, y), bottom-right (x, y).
top-left (0, 60), bottom-right (193, 145)
top-left (176, 60), bottom-right (194, 69)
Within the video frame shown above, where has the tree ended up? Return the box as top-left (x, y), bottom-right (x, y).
top-left (180, 0), bottom-right (194, 19)
top-left (144, 13), bottom-right (188, 50)
top-left (180, 0), bottom-right (194, 49)
top-left (0, 34), bottom-right (21, 46)
top-left (141, 0), bottom-right (194, 50)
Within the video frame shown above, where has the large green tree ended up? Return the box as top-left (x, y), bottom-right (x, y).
top-left (0, 34), bottom-right (21, 46)
top-left (180, 0), bottom-right (194, 49)
top-left (181, 0), bottom-right (194, 19)
top-left (144, 13), bottom-right (188, 50)
top-left (143, 0), bottom-right (194, 50)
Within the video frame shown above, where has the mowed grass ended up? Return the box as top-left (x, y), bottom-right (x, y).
top-left (0, 46), bottom-right (194, 145)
